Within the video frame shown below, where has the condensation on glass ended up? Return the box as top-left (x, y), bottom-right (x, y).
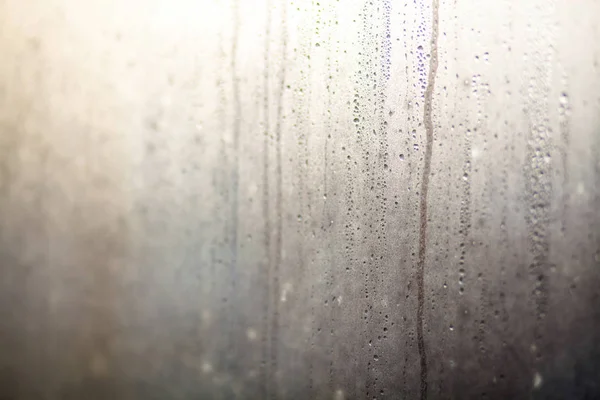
top-left (0, 0), bottom-right (599, 399)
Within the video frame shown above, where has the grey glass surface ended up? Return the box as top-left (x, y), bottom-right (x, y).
top-left (0, 0), bottom-right (599, 398)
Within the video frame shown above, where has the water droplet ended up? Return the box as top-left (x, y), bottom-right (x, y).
top-left (559, 92), bottom-right (568, 106)
top-left (201, 362), bottom-right (213, 374)
top-left (246, 328), bottom-right (258, 341)
top-left (533, 372), bottom-right (543, 389)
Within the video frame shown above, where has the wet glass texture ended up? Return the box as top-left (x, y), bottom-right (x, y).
top-left (0, 0), bottom-right (599, 399)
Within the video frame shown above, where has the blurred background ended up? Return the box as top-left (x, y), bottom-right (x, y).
top-left (0, 0), bottom-right (599, 398)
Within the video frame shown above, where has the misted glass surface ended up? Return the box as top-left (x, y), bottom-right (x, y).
top-left (0, 0), bottom-right (599, 399)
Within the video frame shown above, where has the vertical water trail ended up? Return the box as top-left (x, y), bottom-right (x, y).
top-left (229, 0), bottom-right (241, 362)
top-left (417, 0), bottom-right (440, 398)
top-left (262, 1), bottom-right (272, 397)
top-left (271, 1), bottom-right (287, 397)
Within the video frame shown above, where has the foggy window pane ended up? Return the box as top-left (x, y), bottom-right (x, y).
top-left (0, 0), bottom-right (599, 399)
